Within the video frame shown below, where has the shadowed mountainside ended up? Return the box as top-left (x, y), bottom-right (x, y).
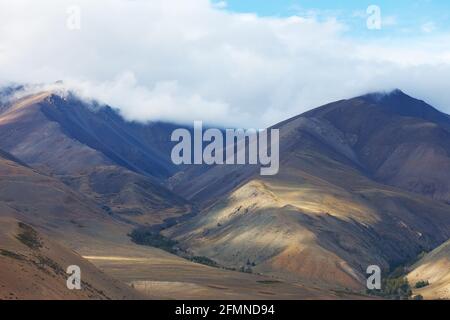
top-left (60, 165), bottom-right (190, 225)
top-left (302, 90), bottom-right (450, 203)
top-left (0, 89), bottom-right (191, 223)
top-left (0, 89), bottom-right (180, 178)
top-left (173, 90), bottom-right (450, 204)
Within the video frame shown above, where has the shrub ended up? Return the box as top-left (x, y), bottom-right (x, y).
top-left (383, 277), bottom-right (412, 299)
top-left (129, 228), bottom-right (178, 253)
top-left (239, 265), bottom-right (253, 274)
top-left (414, 280), bottom-right (430, 289)
top-left (0, 249), bottom-right (26, 261)
top-left (16, 222), bottom-right (42, 250)
top-left (189, 256), bottom-right (219, 267)
top-left (367, 276), bottom-right (412, 300)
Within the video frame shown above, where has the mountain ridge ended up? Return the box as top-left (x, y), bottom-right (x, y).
top-left (165, 89), bottom-right (450, 292)
top-left (1, 85), bottom-right (450, 299)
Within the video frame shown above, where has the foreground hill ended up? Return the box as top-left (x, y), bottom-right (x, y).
top-left (408, 239), bottom-right (450, 299)
top-left (85, 245), bottom-right (364, 300)
top-left (0, 217), bottom-right (142, 300)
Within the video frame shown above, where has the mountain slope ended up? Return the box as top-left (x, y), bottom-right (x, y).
top-left (0, 217), bottom-right (143, 300)
top-left (175, 90), bottom-right (450, 204)
top-left (168, 90), bottom-right (450, 291)
top-left (0, 92), bottom-right (111, 175)
top-left (0, 144), bottom-right (138, 252)
top-left (168, 149), bottom-right (450, 289)
top-left (2, 87), bottom-right (449, 298)
top-left (0, 147), bottom-right (279, 300)
top-left (302, 90), bottom-right (450, 202)
top-left (60, 165), bottom-right (190, 225)
top-left (408, 238), bottom-right (450, 299)
top-left (39, 93), bottom-right (180, 179)
top-left (0, 89), bottom-right (180, 179)
top-left (0, 89), bottom-right (191, 224)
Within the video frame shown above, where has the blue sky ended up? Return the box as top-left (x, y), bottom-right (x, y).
top-left (220, 0), bottom-right (450, 38)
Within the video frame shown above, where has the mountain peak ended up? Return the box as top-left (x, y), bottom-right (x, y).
top-left (361, 88), bottom-right (408, 102)
top-left (358, 89), bottom-right (450, 126)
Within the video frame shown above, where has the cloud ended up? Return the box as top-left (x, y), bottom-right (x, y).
top-left (65, 73), bottom-right (235, 126)
top-left (1, 0), bottom-right (450, 128)
top-left (212, 1), bottom-right (227, 9)
top-left (421, 21), bottom-right (436, 33)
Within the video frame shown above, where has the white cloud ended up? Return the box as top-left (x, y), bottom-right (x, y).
top-left (421, 21), bottom-right (436, 33)
top-left (1, 0), bottom-right (450, 128)
top-left (212, 1), bottom-right (227, 9)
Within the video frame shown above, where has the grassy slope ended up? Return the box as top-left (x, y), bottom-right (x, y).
top-left (0, 217), bottom-right (143, 300)
top-left (0, 146), bottom-right (355, 299)
top-left (408, 239), bottom-right (450, 299)
top-left (167, 107), bottom-right (450, 293)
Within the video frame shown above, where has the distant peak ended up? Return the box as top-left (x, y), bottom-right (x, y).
top-left (0, 81), bottom-right (72, 106)
top-left (391, 88), bottom-right (405, 95)
top-left (361, 88), bottom-right (409, 103)
top-left (357, 89), bottom-right (450, 125)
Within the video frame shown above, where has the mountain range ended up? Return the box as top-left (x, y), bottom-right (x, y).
top-left (0, 86), bottom-right (449, 299)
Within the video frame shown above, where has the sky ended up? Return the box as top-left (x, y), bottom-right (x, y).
top-left (223, 0), bottom-right (450, 37)
top-left (1, 0), bottom-right (450, 128)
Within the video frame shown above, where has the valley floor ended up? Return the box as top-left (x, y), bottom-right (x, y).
top-left (82, 246), bottom-right (371, 300)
